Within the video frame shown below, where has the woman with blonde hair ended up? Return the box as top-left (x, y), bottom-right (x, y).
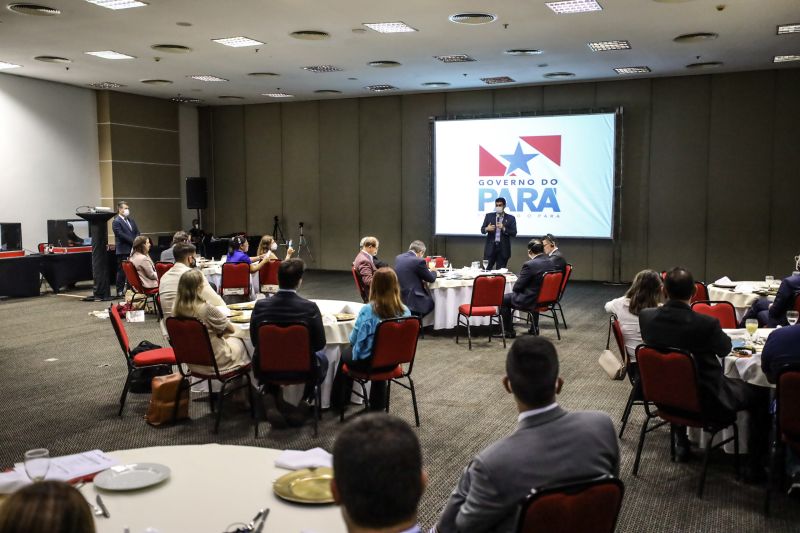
top-left (129, 234), bottom-right (158, 289)
top-left (256, 234), bottom-right (295, 262)
top-left (173, 269), bottom-right (249, 374)
top-left (0, 480), bottom-right (95, 533)
top-left (339, 267), bottom-right (411, 410)
top-left (604, 269), bottom-right (663, 360)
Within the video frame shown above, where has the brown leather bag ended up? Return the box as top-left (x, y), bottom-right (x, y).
top-left (145, 373), bottom-right (189, 426)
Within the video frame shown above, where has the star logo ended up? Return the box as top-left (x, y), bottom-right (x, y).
top-left (501, 142), bottom-right (537, 176)
top-left (478, 135), bottom-right (562, 177)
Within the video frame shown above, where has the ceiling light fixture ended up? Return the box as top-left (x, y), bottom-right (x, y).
top-left (35, 55), bottom-right (71, 63)
top-left (89, 82), bottom-right (125, 89)
top-left (262, 93), bottom-right (294, 98)
top-left (504, 49), bottom-right (543, 56)
top-left (365, 84), bottom-right (398, 92)
top-left (481, 76), bottom-right (515, 84)
top-left (84, 0), bottom-right (147, 10)
top-left (0, 60), bottom-right (22, 70)
top-left (85, 50), bottom-right (135, 59)
top-left (367, 60), bottom-right (402, 68)
top-left (774, 55), bottom-right (800, 63)
top-left (302, 65), bottom-right (343, 73)
top-left (290, 30), bottom-right (330, 40)
top-left (545, 0), bottom-right (603, 14)
top-left (544, 72), bottom-right (576, 79)
top-left (422, 82), bottom-right (451, 87)
top-left (189, 75), bottom-right (228, 82)
top-left (212, 36), bottom-right (264, 47)
top-left (7, 3), bottom-right (60, 16)
top-left (777, 24), bottom-right (800, 35)
top-left (673, 32), bottom-right (718, 43)
top-left (448, 13), bottom-right (497, 25)
top-left (588, 40), bottom-right (631, 51)
top-left (614, 66), bottom-right (651, 74)
top-left (151, 44), bottom-right (192, 53)
top-left (685, 61), bottom-right (722, 69)
top-left (434, 54), bottom-right (475, 63)
top-left (362, 21), bottom-right (417, 33)
top-left (171, 96), bottom-right (202, 103)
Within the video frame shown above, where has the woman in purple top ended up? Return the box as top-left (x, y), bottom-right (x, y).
top-left (226, 235), bottom-right (270, 272)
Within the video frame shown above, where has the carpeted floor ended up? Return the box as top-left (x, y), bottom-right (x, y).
top-left (0, 271), bottom-right (797, 532)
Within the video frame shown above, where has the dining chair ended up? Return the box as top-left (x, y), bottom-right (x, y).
top-left (691, 281), bottom-right (709, 304)
top-left (109, 304), bottom-right (175, 416)
top-left (154, 261), bottom-right (174, 281)
top-left (515, 475), bottom-right (625, 533)
top-left (121, 259), bottom-right (159, 312)
top-left (220, 262), bottom-right (251, 298)
top-left (351, 266), bottom-right (369, 303)
top-left (554, 263), bottom-right (573, 328)
top-left (610, 314), bottom-right (643, 439)
top-left (515, 270), bottom-right (564, 339)
top-left (340, 316), bottom-right (422, 426)
top-left (691, 301), bottom-right (737, 329)
top-left (764, 363), bottom-right (800, 515)
top-left (455, 274), bottom-right (506, 349)
top-left (258, 259), bottom-right (281, 295)
top-left (633, 345), bottom-right (740, 498)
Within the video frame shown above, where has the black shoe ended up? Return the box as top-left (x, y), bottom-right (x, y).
top-left (675, 443), bottom-right (693, 463)
top-left (787, 474), bottom-right (800, 497)
top-left (504, 330), bottom-right (516, 339)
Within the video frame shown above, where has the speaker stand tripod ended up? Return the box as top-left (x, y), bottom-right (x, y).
top-left (272, 215), bottom-right (286, 244)
top-left (296, 222), bottom-right (313, 262)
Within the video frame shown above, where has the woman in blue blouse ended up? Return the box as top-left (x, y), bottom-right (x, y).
top-left (341, 267), bottom-right (411, 410)
top-left (226, 235), bottom-right (270, 272)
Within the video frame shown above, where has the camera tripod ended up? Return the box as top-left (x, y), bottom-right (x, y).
top-left (295, 222), bottom-right (313, 262)
top-left (272, 215), bottom-right (286, 244)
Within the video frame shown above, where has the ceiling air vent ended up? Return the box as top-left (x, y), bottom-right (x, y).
top-left (449, 13), bottom-right (496, 25)
top-left (7, 3), bottom-right (60, 15)
top-left (151, 44), bottom-right (192, 53)
top-left (290, 30), bottom-right (330, 40)
top-left (673, 32), bottom-right (718, 43)
top-left (35, 55), bottom-right (71, 63)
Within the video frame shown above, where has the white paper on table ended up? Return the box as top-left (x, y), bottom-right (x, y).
top-left (0, 470), bottom-right (28, 494)
top-left (275, 447), bottom-right (332, 470)
top-left (734, 283), bottom-right (754, 294)
top-left (13, 449), bottom-right (119, 482)
top-left (322, 314), bottom-right (336, 326)
top-left (715, 276), bottom-right (733, 285)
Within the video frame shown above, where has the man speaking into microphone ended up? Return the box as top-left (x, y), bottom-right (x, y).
top-left (480, 197), bottom-right (517, 270)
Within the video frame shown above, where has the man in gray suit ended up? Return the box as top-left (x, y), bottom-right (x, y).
top-left (437, 336), bottom-right (619, 533)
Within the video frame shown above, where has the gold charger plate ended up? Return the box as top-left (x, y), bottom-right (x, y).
top-left (228, 302), bottom-right (255, 310)
top-left (273, 467), bottom-right (334, 504)
top-left (334, 313), bottom-right (356, 322)
top-left (230, 315), bottom-right (250, 324)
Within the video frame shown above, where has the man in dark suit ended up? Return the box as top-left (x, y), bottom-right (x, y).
top-left (543, 233), bottom-right (566, 272)
top-left (437, 336), bottom-right (619, 533)
top-left (249, 258), bottom-right (328, 428)
top-left (480, 197), bottom-right (517, 270)
top-left (741, 271), bottom-right (800, 327)
top-left (395, 240), bottom-right (437, 316)
top-left (111, 200), bottom-right (140, 297)
top-left (500, 239), bottom-right (553, 338)
top-left (640, 267), bottom-right (769, 474)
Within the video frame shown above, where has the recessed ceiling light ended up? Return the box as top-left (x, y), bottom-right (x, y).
top-left (302, 65), bottom-right (343, 73)
top-left (151, 44), bottom-right (192, 54)
top-left (362, 21), bottom-right (417, 33)
top-left (545, 0), bottom-right (603, 14)
top-left (449, 13), bottom-right (497, 25)
top-left (774, 55), bottom-right (800, 63)
top-left (89, 82), bottom-right (125, 89)
top-left (212, 36), bottom-right (263, 48)
top-left (176, 21), bottom-right (192, 27)
top-left (218, 95), bottom-right (244, 100)
top-left (171, 96), bottom-right (202, 103)
top-left (365, 84), bottom-right (398, 92)
top-left (588, 40), bottom-right (631, 51)
top-left (347, 77), bottom-right (358, 81)
top-left (140, 79), bottom-right (173, 85)
top-left (7, 3), bottom-right (60, 16)
top-left (777, 24), bottom-right (800, 35)
top-left (248, 72), bottom-right (280, 77)
top-left (84, 0), bottom-right (147, 10)
top-left (314, 89), bottom-right (342, 94)
top-left (290, 30), bottom-right (330, 40)
top-left (367, 60), bottom-right (402, 68)
top-left (481, 76), bottom-right (515, 84)
top-left (0, 60), bottom-right (22, 70)
top-left (434, 54), bottom-right (475, 63)
top-left (262, 93), bottom-right (294, 98)
top-left (85, 50), bottom-right (135, 60)
top-left (190, 75), bottom-right (228, 82)
top-left (685, 61), bottom-right (722, 69)
top-left (673, 32), bottom-right (718, 43)
top-left (351, 28), bottom-right (367, 34)
top-left (544, 72), bottom-right (576, 79)
top-left (614, 66), bottom-right (651, 74)
top-left (422, 82), bottom-right (451, 88)
top-left (504, 49), bottom-right (543, 56)
top-left (35, 55), bottom-right (71, 63)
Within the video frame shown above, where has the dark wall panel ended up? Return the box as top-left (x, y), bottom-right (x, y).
top-left (493, 86), bottom-right (544, 114)
top-left (212, 106), bottom-right (246, 234)
top-left (244, 104), bottom-right (283, 235)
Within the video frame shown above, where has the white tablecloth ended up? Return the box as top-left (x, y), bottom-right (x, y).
top-left (81, 444), bottom-right (346, 533)
top-left (427, 273), bottom-right (516, 330)
top-left (707, 281), bottom-right (775, 322)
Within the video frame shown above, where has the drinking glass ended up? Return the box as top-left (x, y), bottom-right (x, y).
top-left (745, 319), bottom-right (758, 343)
top-left (765, 275), bottom-right (774, 287)
top-left (24, 449), bottom-right (50, 482)
top-left (482, 259), bottom-right (489, 271)
top-left (787, 310), bottom-right (799, 326)
top-left (443, 260), bottom-right (450, 271)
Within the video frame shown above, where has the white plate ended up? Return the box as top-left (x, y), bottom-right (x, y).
top-left (94, 463), bottom-right (170, 491)
top-left (713, 282), bottom-right (737, 289)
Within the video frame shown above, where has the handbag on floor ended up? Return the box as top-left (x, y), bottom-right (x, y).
top-left (145, 373), bottom-right (189, 426)
top-left (598, 318), bottom-right (626, 380)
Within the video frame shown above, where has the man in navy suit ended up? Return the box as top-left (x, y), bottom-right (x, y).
top-left (741, 271), bottom-right (800, 327)
top-left (543, 233), bottom-right (567, 272)
top-left (394, 240), bottom-right (438, 316)
top-left (480, 197), bottom-right (517, 270)
top-left (111, 200), bottom-right (140, 297)
top-left (500, 239), bottom-right (553, 338)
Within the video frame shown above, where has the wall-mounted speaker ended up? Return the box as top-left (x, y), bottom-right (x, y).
top-left (186, 177), bottom-right (207, 210)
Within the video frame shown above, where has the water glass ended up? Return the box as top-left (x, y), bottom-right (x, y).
top-left (745, 319), bottom-right (758, 342)
top-left (24, 449), bottom-right (50, 482)
top-left (443, 260), bottom-right (450, 271)
top-left (482, 259), bottom-right (489, 271)
top-left (787, 310), bottom-right (799, 326)
top-left (765, 275), bottom-right (774, 287)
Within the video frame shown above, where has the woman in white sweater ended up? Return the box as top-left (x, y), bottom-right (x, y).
top-left (604, 269), bottom-right (663, 361)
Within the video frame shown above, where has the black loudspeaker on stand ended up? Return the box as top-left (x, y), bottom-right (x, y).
top-left (186, 177), bottom-right (207, 236)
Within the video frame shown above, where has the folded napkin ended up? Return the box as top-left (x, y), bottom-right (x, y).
top-left (275, 447), bottom-right (332, 470)
top-left (714, 276), bottom-right (733, 285)
top-left (734, 283), bottom-right (754, 294)
top-left (0, 470), bottom-right (28, 494)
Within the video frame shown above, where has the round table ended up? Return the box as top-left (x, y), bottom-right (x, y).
top-left (426, 271), bottom-right (516, 330)
top-left (80, 444), bottom-right (346, 533)
top-left (707, 281), bottom-right (775, 322)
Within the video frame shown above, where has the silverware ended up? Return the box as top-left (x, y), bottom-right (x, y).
top-left (95, 494), bottom-right (110, 518)
top-left (246, 508), bottom-right (264, 530)
top-left (253, 508), bottom-right (269, 533)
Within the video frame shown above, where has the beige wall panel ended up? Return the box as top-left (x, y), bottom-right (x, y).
top-left (97, 123), bottom-right (113, 161)
top-left (492, 86), bottom-right (544, 114)
top-left (768, 70), bottom-right (800, 277)
top-left (211, 106), bottom-right (247, 234)
top-left (110, 161), bottom-right (180, 199)
top-left (319, 99), bottom-right (360, 270)
top-left (444, 90), bottom-right (493, 116)
top-left (198, 108), bottom-right (215, 231)
top-left (244, 104), bottom-right (283, 234)
top-left (281, 101), bottom-right (320, 267)
top-left (648, 76), bottom-right (710, 277)
top-left (113, 198), bottom-right (181, 235)
top-left (100, 162), bottom-right (113, 200)
top-left (96, 91), bottom-right (110, 124)
top-left (596, 79), bottom-right (652, 281)
top-left (107, 91), bottom-right (178, 130)
top-left (107, 124), bottom-right (179, 165)
top-left (402, 93), bottom-right (445, 250)
top-left (360, 97), bottom-right (403, 259)
top-left (706, 72), bottom-right (774, 281)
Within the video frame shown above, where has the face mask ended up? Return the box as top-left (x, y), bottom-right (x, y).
top-left (270, 242), bottom-right (278, 251)
top-left (122, 208), bottom-right (130, 217)
top-left (495, 206), bottom-right (504, 214)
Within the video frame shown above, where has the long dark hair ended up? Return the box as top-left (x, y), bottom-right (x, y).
top-left (625, 269), bottom-right (663, 315)
top-left (227, 235), bottom-right (247, 258)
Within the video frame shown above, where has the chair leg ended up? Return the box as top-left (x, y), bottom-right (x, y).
top-left (339, 374), bottom-right (348, 422)
top-left (385, 380), bottom-right (392, 413)
top-left (552, 309), bottom-right (561, 340)
top-left (118, 369), bottom-right (133, 416)
top-left (312, 384), bottom-right (319, 437)
top-left (247, 376), bottom-right (258, 438)
top-left (732, 423), bottom-right (740, 480)
top-left (669, 424), bottom-right (676, 462)
top-left (208, 379), bottom-right (215, 412)
top-left (467, 321), bottom-right (472, 350)
top-left (697, 429), bottom-right (715, 498)
top-left (633, 416), bottom-right (651, 476)
top-left (408, 377), bottom-right (420, 427)
top-left (214, 380), bottom-right (227, 434)
top-left (618, 383), bottom-right (638, 438)
top-left (455, 315), bottom-right (460, 344)
top-left (360, 381), bottom-right (369, 411)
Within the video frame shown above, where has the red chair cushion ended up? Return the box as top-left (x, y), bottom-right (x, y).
top-left (458, 303), bottom-right (498, 316)
top-left (191, 363), bottom-right (252, 381)
top-left (132, 347), bottom-right (176, 367)
top-left (343, 363), bottom-right (404, 381)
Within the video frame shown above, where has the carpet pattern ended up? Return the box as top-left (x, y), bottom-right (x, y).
top-left (0, 272), bottom-right (797, 532)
